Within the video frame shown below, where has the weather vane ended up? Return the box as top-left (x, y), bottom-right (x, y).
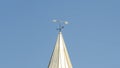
top-left (52, 19), bottom-right (69, 32)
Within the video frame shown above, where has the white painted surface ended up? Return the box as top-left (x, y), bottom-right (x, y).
top-left (48, 32), bottom-right (72, 68)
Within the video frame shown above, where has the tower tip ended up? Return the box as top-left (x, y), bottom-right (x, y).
top-left (52, 19), bottom-right (69, 32)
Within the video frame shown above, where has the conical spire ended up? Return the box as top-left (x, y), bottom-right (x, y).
top-left (48, 32), bottom-right (72, 68)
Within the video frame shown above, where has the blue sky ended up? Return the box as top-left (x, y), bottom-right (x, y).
top-left (0, 0), bottom-right (120, 68)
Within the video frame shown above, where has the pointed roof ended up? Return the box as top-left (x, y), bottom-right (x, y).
top-left (48, 32), bottom-right (72, 68)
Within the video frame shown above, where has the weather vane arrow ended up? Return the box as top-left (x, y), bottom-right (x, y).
top-left (52, 19), bottom-right (69, 32)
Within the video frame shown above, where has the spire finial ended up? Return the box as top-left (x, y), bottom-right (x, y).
top-left (52, 19), bottom-right (69, 32)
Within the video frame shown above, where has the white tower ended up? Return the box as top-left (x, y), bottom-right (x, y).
top-left (48, 20), bottom-right (72, 68)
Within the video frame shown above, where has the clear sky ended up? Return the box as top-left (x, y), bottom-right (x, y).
top-left (0, 0), bottom-right (120, 68)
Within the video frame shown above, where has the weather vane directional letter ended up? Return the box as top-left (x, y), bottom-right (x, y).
top-left (52, 19), bottom-right (69, 32)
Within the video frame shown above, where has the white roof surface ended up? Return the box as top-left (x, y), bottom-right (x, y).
top-left (48, 32), bottom-right (72, 68)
